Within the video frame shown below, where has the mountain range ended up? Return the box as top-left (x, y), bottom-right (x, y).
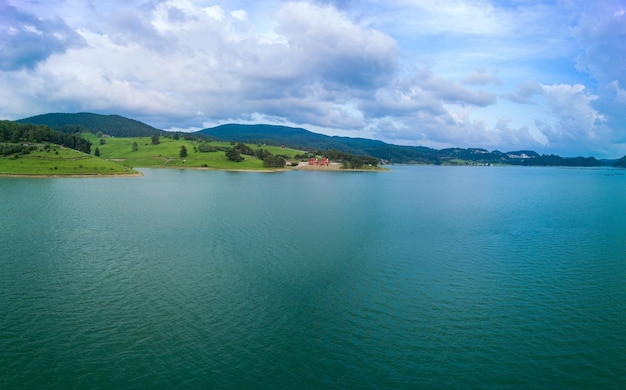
top-left (17, 112), bottom-right (616, 166)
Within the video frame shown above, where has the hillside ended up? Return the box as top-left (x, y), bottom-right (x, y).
top-left (17, 113), bottom-right (162, 138)
top-left (196, 124), bottom-right (439, 163)
top-left (82, 134), bottom-right (307, 171)
top-left (0, 145), bottom-right (139, 176)
top-left (13, 114), bottom-right (609, 166)
top-left (196, 124), bottom-right (605, 166)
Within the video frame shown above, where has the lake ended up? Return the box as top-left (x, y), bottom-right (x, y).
top-left (1, 166), bottom-right (625, 388)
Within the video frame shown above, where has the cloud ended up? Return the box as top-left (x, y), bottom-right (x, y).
top-left (607, 80), bottom-right (626, 105)
top-left (1, 0), bottom-right (625, 157)
top-left (507, 81), bottom-right (543, 104)
top-left (417, 69), bottom-right (497, 107)
top-left (573, 2), bottom-right (626, 86)
top-left (3, 1), bottom-right (398, 131)
top-left (0, 0), bottom-right (84, 71)
top-left (462, 68), bottom-right (502, 86)
top-left (274, 2), bottom-right (398, 90)
top-left (535, 83), bottom-right (609, 153)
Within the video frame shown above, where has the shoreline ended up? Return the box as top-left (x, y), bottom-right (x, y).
top-left (0, 172), bottom-right (144, 178)
top-left (0, 164), bottom-right (388, 177)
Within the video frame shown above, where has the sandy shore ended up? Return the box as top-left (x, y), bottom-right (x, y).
top-left (0, 172), bottom-right (144, 178)
top-left (292, 162), bottom-right (343, 170)
top-left (0, 163), bottom-right (386, 177)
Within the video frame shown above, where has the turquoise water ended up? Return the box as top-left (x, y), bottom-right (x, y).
top-left (1, 166), bottom-right (625, 388)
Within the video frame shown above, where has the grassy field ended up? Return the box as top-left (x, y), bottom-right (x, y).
top-left (1, 134), bottom-right (378, 176)
top-left (87, 134), bottom-right (303, 170)
top-left (0, 144), bottom-right (138, 176)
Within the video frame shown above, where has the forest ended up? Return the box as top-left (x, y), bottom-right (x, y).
top-left (0, 121), bottom-right (91, 155)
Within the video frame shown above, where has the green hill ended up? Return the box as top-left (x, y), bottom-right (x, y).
top-left (14, 114), bottom-right (607, 166)
top-left (0, 145), bottom-right (138, 176)
top-left (195, 124), bottom-right (440, 163)
top-left (17, 113), bottom-right (162, 138)
top-left (196, 123), bottom-right (606, 166)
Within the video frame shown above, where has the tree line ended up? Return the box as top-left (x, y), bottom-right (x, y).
top-left (0, 121), bottom-right (91, 154)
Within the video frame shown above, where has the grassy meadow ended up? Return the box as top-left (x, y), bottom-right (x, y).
top-left (87, 134), bottom-right (303, 170)
top-left (1, 134), bottom-right (314, 176)
top-left (0, 144), bottom-right (138, 176)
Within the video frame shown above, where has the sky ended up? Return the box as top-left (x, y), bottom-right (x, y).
top-left (1, 0), bottom-right (625, 157)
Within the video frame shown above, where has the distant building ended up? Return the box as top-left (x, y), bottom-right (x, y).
top-left (308, 157), bottom-right (330, 166)
top-left (507, 153), bottom-right (532, 159)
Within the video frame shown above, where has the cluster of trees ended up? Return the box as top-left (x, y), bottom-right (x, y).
top-left (225, 143), bottom-right (252, 162)
top-left (261, 154), bottom-right (286, 168)
top-left (223, 143), bottom-right (287, 167)
top-left (225, 149), bottom-right (244, 162)
top-left (248, 145), bottom-right (288, 167)
top-left (197, 143), bottom-right (218, 152)
top-left (0, 120), bottom-right (91, 154)
top-left (0, 143), bottom-right (35, 156)
top-left (307, 148), bottom-right (379, 168)
top-left (168, 132), bottom-right (204, 141)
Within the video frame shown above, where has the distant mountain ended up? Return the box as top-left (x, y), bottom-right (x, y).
top-left (612, 156), bottom-right (626, 168)
top-left (17, 112), bottom-right (162, 138)
top-left (197, 123), bottom-right (607, 166)
top-left (15, 114), bottom-right (609, 166)
top-left (196, 123), bottom-right (440, 163)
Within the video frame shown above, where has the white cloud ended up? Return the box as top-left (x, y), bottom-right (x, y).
top-left (507, 81), bottom-right (543, 104)
top-left (2, 0), bottom-right (626, 157)
top-left (607, 80), bottom-right (626, 105)
top-left (462, 68), bottom-right (502, 86)
top-left (574, 2), bottom-right (626, 86)
top-left (274, 2), bottom-right (398, 89)
top-left (536, 84), bottom-right (608, 150)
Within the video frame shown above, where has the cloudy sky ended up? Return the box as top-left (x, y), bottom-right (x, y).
top-left (1, 0), bottom-right (625, 156)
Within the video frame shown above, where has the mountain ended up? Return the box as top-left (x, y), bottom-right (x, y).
top-left (15, 114), bottom-right (608, 166)
top-left (17, 112), bottom-right (162, 137)
top-left (196, 124), bottom-right (440, 163)
top-left (197, 123), bottom-right (608, 166)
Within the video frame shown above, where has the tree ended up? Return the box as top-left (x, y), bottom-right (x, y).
top-left (151, 134), bottom-right (160, 145)
top-left (132, 142), bottom-right (138, 152)
top-left (198, 143), bottom-right (217, 152)
top-left (226, 148), bottom-right (243, 162)
top-left (256, 148), bottom-right (272, 160)
top-left (349, 157), bottom-right (364, 169)
top-left (236, 142), bottom-right (255, 156)
top-left (10, 130), bottom-right (20, 143)
top-left (263, 155), bottom-right (286, 168)
top-left (180, 145), bottom-right (187, 158)
top-left (94, 147), bottom-right (100, 157)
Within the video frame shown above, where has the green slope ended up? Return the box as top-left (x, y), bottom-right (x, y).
top-left (0, 144), bottom-right (138, 176)
top-left (15, 114), bottom-right (610, 166)
top-left (195, 123), bottom-right (439, 163)
top-left (85, 134), bottom-right (303, 170)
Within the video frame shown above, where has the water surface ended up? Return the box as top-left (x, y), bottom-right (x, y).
top-left (1, 166), bottom-right (625, 388)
